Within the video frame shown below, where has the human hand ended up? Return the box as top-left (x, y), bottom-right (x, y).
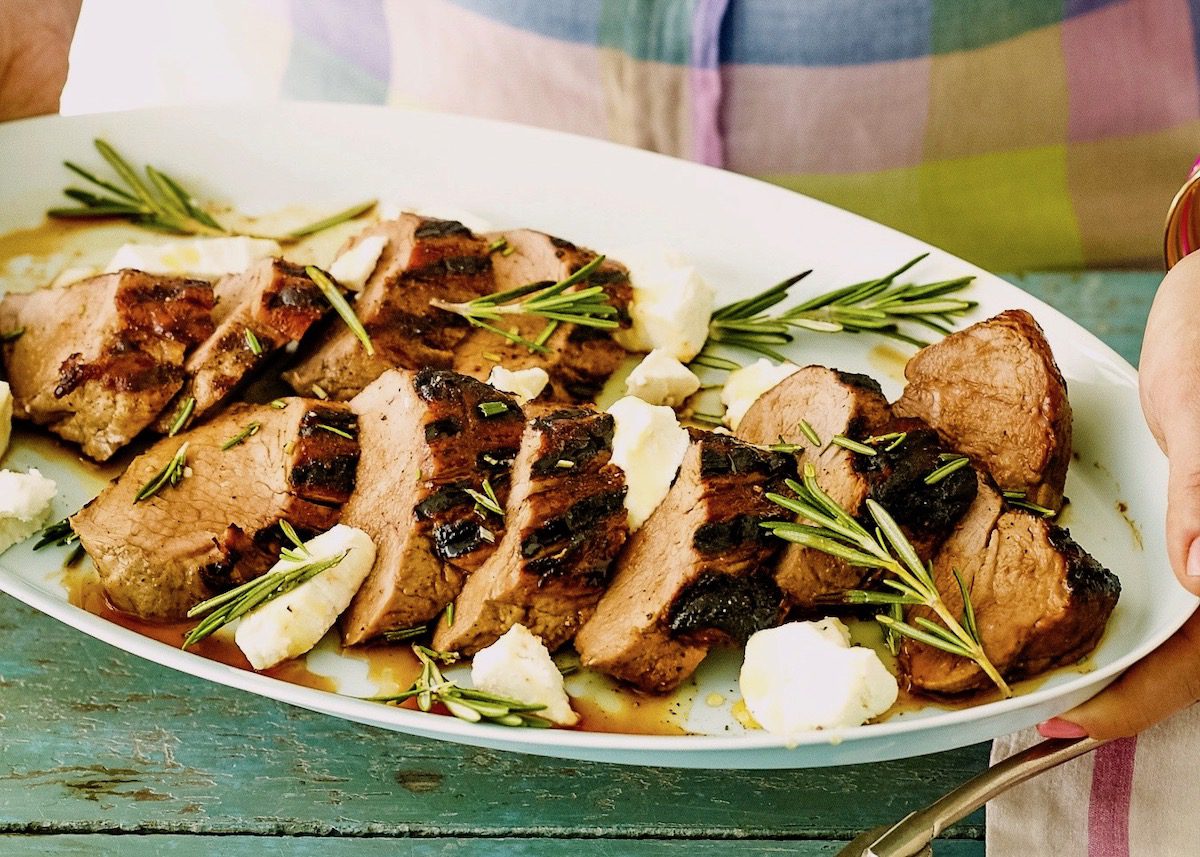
top-left (1039, 251), bottom-right (1200, 740)
top-left (0, 0), bottom-right (82, 122)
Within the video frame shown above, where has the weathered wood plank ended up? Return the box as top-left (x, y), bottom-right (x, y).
top-left (0, 834), bottom-right (985, 856)
top-left (0, 272), bottom-right (1157, 842)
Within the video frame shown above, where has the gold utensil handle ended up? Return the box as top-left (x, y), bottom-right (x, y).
top-left (847, 736), bottom-right (1108, 857)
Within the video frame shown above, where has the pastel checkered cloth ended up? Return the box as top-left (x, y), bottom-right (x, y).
top-left (283, 0), bottom-right (1200, 271)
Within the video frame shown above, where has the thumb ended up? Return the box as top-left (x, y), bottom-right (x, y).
top-left (1162, 426), bottom-right (1200, 597)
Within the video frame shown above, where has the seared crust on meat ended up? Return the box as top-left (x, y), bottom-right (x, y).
top-left (155, 259), bottom-right (327, 431)
top-left (283, 216), bottom-right (495, 400)
top-left (452, 229), bottom-right (632, 402)
top-left (72, 398), bottom-right (359, 620)
top-left (432, 407), bottom-right (629, 655)
top-left (894, 309), bottom-right (1072, 510)
top-left (576, 431), bottom-right (792, 692)
top-left (901, 474), bottom-right (1120, 695)
top-left (0, 270), bottom-right (214, 460)
top-left (339, 369), bottom-right (524, 645)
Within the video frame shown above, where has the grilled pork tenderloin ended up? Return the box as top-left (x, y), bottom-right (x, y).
top-left (576, 431), bottom-right (793, 692)
top-left (72, 398), bottom-right (359, 620)
top-left (432, 407), bottom-right (629, 655)
top-left (154, 259), bottom-right (328, 432)
top-left (339, 368), bottom-right (524, 645)
top-left (901, 474), bottom-right (1119, 695)
top-left (893, 309), bottom-right (1072, 511)
top-left (0, 269), bottom-right (213, 461)
top-left (452, 229), bottom-right (632, 402)
top-left (283, 216), bottom-right (495, 400)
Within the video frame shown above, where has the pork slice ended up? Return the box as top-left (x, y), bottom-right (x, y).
top-left (893, 309), bottom-right (1072, 510)
top-left (452, 229), bottom-right (632, 402)
top-left (284, 216), bottom-right (495, 400)
top-left (155, 259), bottom-right (328, 431)
top-left (72, 398), bottom-right (359, 619)
top-left (576, 431), bottom-right (793, 692)
top-left (0, 269), bottom-right (213, 460)
top-left (901, 475), bottom-right (1120, 694)
top-left (432, 407), bottom-right (629, 654)
top-left (339, 368), bottom-right (525, 645)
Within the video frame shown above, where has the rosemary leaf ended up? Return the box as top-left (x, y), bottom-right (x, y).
top-left (286, 199), bottom-right (377, 240)
top-left (830, 434), bottom-right (877, 456)
top-left (317, 422), bottom-right (355, 440)
top-left (798, 419), bottom-right (821, 447)
top-left (167, 397), bottom-right (195, 437)
top-left (382, 625), bottom-right (428, 643)
top-left (306, 265), bottom-right (375, 357)
top-left (0, 327), bottom-right (24, 343)
top-left (270, 399), bottom-right (288, 409)
top-left (478, 400), bottom-right (510, 418)
top-left (244, 327), bottom-right (263, 356)
top-left (33, 517), bottom-right (79, 551)
top-left (924, 455), bottom-right (970, 485)
top-left (221, 421), bottom-right (260, 450)
top-left (464, 479), bottom-right (504, 518)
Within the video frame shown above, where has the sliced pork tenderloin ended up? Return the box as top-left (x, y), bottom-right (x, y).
top-left (432, 407), bottom-right (629, 655)
top-left (576, 431), bottom-right (793, 692)
top-left (339, 368), bottom-right (524, 645)
top-left (893, 309), bottom-right (1072, 511)
top-left (452, 229), bottom-right (632, 402)
top-left (901, 474), bottom-right (1120, 695)
top-left (0, 269), bottom-right (213, 460)
top-left (284, 216), bottom-right (495, 400)
top-left (72, 398), bottom-right (359, 619)
top-left (154, 258), bottom-right (328, 431)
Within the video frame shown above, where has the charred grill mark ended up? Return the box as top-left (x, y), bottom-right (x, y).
top-left (115, 276), bottom-right (214, 344)
top-left (586, 269), bottom-right (629, 286)
top-left (433, 518), bottom-right (488, 560)
top-left (531, 411), bottom-right (615, 476)
top-left (289, 452), bottom-right (360, 504)
top-left (668, 572), bottom-right (783, 644)
top-left (519, 489), bottom-right (626, 578)
top-left (408, 255), bottom-right (492, 280)
top-left (478, 447), bottom-right (519, 473)
top-left (832, 370), bottom-right (886, 398)
top-left (290, 406), bottom-right (360, 504)
top-left (54, 348), bottom-right (184, 398)
top-left (424, 417), bottom-right (461, 442)
top-left (693, 514), bottom-right (775, 555)
top-left (698, 436), bottom-right (793, 479)
top-left (1047, 524), bottom-right (1121, 601)
top-left (414, 483), bottom-right (472, 520)
top-left (298, 407), bottom-right (358, 439)
top-left (548, 236), bottom-right (577, 251)
top-left (414, 219), bottom-right (474, 239)
top-left (414, 368), bottom-right (465, 402)
top-left (857, 427), bottom-right (977, 536)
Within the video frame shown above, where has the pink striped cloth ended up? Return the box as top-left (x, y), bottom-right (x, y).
top-left (988, 708), bottom-right (1200, 855)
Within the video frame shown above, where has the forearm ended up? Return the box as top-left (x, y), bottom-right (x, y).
top-left (0, 0), bottom-right (82, 121)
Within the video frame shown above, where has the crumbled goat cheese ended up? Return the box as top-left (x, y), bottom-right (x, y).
top-left (720, 358), bottom-right (802, 430)
top-left (612, 249), bottom-right (715, 363)
top-left (487, 366), bottom-right (550, 403)
top-left (471, 624), bottom-right (578, 725)
top-left (0, 468), bottom-right (57, 555)
top-left (625, 348), bottom-right (701, 407)
top-left (607, 396), bottom-right (690, 530)
top-left (328, 235), bottom-right (387, 291)
top-left (106, 236), bottom-right (280, 278)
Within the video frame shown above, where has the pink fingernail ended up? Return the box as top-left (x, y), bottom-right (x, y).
top-left (1038, 717), bottom-right (1088, 739)
top-left (1188, 539), bottom-right (1200, 577)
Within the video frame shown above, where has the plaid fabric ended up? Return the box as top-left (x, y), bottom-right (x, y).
top-left (284, 0), bottom-right (1200, 270)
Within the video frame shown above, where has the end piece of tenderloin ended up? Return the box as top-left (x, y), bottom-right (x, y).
top-left (901, 474), bottom-right (1120, 695)
top-left (339, 368), bottom-right (524, 645)
top-left (284, 215), bottom-right (495, 401)
top-left (0, 269), bottom-right (214, 461)
top-left (432, 407), bottom-right (629, 655)
top-left (471, 624), bottom-right (579, 726)
top-left (893, 309), bottom-right (1072, 511)
top-left (452, 229), bottom-right (633, 403)
top-left (0, 468), bottom-right (57, 555)
top-left (625, 348), bottom-right (700, 407)
top-left (576, 430), bottom-right (793, 692)
top-left (72, 398), bottom-right (359, 620)
top-left (155, 259), bottom-right (330, 432)
top-left (737, 367), bottom-right (977, 609)
top-left (235, 524), bottom-right (377, 670)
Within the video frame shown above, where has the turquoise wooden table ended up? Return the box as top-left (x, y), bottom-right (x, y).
top-left (0, 270), bottom-right (1159, 856)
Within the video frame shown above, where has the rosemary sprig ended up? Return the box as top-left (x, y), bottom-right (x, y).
top-left (430, 255), bottom-right (616, 353)
top-left (134, 442), bottom-right (189, 503)
top-left (368, 645), bottom-right (551, 727)
top-left (183, 550), bottom-right (346, 648)
top-left (49, 139), bottom-right (374, 242)
top-left (464, 479), bottom-right (504, 518)
top-left (306, 265), bottom-right (375, 357)
top-left (691, 255), bottom-right (976, 369)
top-left (167, 397), bottom-right (195, 437)
top-left (33, 517), bottom-right (79, 551)
top-left (1003, 491), bottom-right (1056, 518)
top-left (382, 625), bottom-right (428, 643)
top-left (278, 520), bottom-right (310, 561)
top-left (762, 462), bottom-right (1011, 697)
top-left (221, 421), bottom-right (260, 450)
top-left (244, 328), bottom-right (263, 356)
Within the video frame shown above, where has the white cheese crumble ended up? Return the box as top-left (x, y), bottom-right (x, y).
top-left (720, 358), bottom-right (802, 430)
top-left (234, 524), bottom-right (377, 670)
top-left (612, 249), bottom-right (715, 362)
top-left (624, 348), bottom-right (701, 407)
top-left (0, 381), bottom-right (11, 461)
top-left (487, 366), bottom-right (550, 403)
top-left (0, 468), bottom-right (57, 555)
top-left (471, 624), bottom-right (578, 725)
top-left (328, 235), bottom-right (387, 291)
top-left (606, 395), bottom-right (690, 530)
top-left (377, 202), bottom-right (494, 235)
top-left (106, 236), bottom-right (280, 279)
top-left (739, 619), bottom-right (898, 738)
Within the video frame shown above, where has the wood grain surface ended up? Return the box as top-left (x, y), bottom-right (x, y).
top-left (0, 271), bottom-right (1161, 855)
